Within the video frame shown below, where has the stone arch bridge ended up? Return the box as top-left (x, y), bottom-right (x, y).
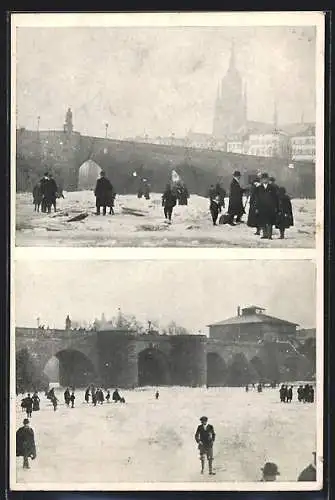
top-left (15, 327), bottom-right (311, 391)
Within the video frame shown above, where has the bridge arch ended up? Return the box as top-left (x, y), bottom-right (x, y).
top-left (226, 353), bottom-right (259, 386)
top-left (43, 349), bottom-right (97, 388)
top-left (138, 347), bottom-right (170, 386)
top-left (78, 159), bottom-right (102, 190)
top-left (206, 352), bottom-right (227, 387)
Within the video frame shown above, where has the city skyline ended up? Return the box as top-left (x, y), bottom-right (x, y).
top-left (15, 25), bottom-right (316, 139)
top-left (15, 260), bottom-right (316, 332)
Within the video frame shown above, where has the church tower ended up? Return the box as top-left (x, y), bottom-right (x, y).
top-left (212, 42), bottom-right (246, 138)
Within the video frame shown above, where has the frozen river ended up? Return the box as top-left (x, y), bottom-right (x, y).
top-left (15, 191), bottom-right (315, 248)
top-left (13, 386), bottom-right (317, 488)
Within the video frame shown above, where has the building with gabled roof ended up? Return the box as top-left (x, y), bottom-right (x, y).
top-left (207, 305), bottom-right (298, 342)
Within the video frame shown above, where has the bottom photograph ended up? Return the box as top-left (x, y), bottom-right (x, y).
top-left (12, 259), bottom-right (320, 489)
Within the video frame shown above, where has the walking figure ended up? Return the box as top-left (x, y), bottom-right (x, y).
top-left (195, 416), bottom-right (216, 475)
top-left (70, 392), bottom-right (75, 408)
top-left (16, 418), bottom-right (37, 469)
top-left (21, 394), bottom-right (33, 418)
top-left (155, 390), bottom-right (160, 400)
top-left (106, 390), bottom-right (111, 402)
top-left (162, 184), bottom-right (177, 222)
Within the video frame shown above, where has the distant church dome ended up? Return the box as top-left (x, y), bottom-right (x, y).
top-left (78, 160), bottom-right (102, 190)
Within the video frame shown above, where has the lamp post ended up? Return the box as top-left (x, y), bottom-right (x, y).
top-left (105, 122), bottom-right (109, 138)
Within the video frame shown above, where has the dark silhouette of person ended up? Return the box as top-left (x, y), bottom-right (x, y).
top-left (32, 392), bottom-right (40, 412)
top-left (94, 170), bottom-right (114, 216)
top-left (275, 187), bottom-right (294, 239)
top-left (16, 418), bottom-right (37, 469)
top-left (32, 182), bottom-right (43, 212)
top-left (287, 386), bottom-right (293, 403)
top-left (162, 184), bottom-right (177, 222)
top-left (208, 186), bottom-right (221, 226)
top-left (256, 173), bottom-right (279, 239)
top-left (228, 170), bottom-right (245, 225)
top-left (195, 416), bottom-right (216, 475)
top-left (64, 388), bottom-right (71, 407)
top-left (112, 388), bottom-right (122, 403)
top-left (261, 462), bottom-right (280, 481)
top-left (70, 392), bottom-right (75, 408)
top-left (39, 173), bottom-right (50, 213)
top-left (84, 387), bottom-right (90, 403)
top-left (106, 390), bottom-right (111, 402)
top-left (48, 174), bottom-right (58, 212)
top-left (155, 391), bottom-right (160, 400)
top-left (247, 179), bottom-right (261, 235)
top-left (298, 452), bottom-right (317, 481)
top-left (21, 394), bottom-right (33, 418)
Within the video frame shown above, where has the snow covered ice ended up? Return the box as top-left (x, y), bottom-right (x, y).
top-left (15, 386), bottom-right (316, 486)
top-left (15, 191), bottom-right (315, 247)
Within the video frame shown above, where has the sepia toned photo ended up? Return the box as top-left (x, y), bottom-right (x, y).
top-left (11, 259), bottom-right (321, 490)
top-left (12, 13), bottom-right (323, 248)
top-left (9, 11), bottom-right (325, 495)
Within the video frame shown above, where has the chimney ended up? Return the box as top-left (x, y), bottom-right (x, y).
top-left (237, 306), bottom-right (241, 316)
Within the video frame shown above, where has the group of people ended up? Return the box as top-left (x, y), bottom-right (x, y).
top-left (209, 170), bottom-right (294, 239)
top-left (279, 384), bottom-right (315, 403)
top-left (84, 386), bottom-right (126, 405)
top-left (161, 181), bottom-right (190, 222)
top-left (20, 392), bottom-right (40, 417)
top-left (32, 172), bottom-right (63, 213)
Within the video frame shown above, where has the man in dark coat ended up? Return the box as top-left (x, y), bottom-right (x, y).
top-left (162, 184), bottom-right (177, 222)
top-left (39, 173), bottom-right (50, 213)
top-left (247, 179), bottom-right (261, 235)
top-left (94, 170), bottom-right (114, 216)
top-left (32, 182), bottom-right (43, 212)
top-left (256, 173), bottom-right (279, 239)
top-left (32, 392), bottom-right (40, 412)
top-left (194, 416), bottom-right (216, 475)
top-left (21, 394), bottom-right (33, 418)
top-left (275, 187), bottom-right (294, 239)
top-left (228, 170), bottom-right (245, 225)
top-left (48, 174), bottom-right (59, 212)
top-left (112, 388), bottom-right (122, 403)
top-left (16, 418), bottom-right (36, 469)
top-left (64, 388), bottom-right (71, 407)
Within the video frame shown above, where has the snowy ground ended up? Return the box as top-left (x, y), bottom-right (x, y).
top-left (14, 386), bottom-right (316, 486)
top-left (15, 191), bottom-right (315, 247)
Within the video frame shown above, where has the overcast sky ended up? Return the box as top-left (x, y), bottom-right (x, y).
top-left (15, 260), bottom-right (316, 332)
top-left (15, 25), bottom-right (316, 138)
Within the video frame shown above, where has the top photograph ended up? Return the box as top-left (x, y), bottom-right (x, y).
top-left (13, 14), bottom-right (323, 248)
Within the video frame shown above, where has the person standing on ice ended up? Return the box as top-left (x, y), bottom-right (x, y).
top-left (64, 387), bottom-right (71, 407)
top-left (155, 390), bottom-right (159, 400)
top-left (16, 418), bottom-right (37, 469)
top-left (94, 170), bottom-right (114, 216)
top-left (208, 185), bottom-right (221, 226)
top-left (195, 416), bottom-right (216, 475)
top-left (162, 184), bottom-right (177, 222)
top-left (84, 386), bottom-right (90, 403)
top-left (106, 389), bottom-right (111, 402)
top-left (70, 391), bottom-right (75, 408)
top-left (227, 170), bottom-right (246, 225)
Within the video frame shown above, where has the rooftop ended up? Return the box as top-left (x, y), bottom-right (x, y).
top-left (207, 305), bottom-right (298, 327)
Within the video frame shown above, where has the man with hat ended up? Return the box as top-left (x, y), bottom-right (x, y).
top-left (94, 170), bottom-right (114, 216)
top-left (256, 172), bottom-right (279, 239)
top-left (194, 416), bottom-right (216, 475)
top-left (16, 418), bottom-right (37, 469)
top-left (227, 170), bottom-right (246, 225)
top-left (261, 462), bottom-right (280, 481)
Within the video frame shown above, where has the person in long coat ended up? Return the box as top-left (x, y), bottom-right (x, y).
top-left (32, 182), bottom-right (43, 212)
top-left (194, 416), bottom-right (216, 475)
top-left (94, 170), bottom-right (114, 216)
top-left (39, 173), bottom-right (50, 213)
top-left (275, 187), bottom-right (294, 239)
top-left (32, 392), bottom-right (40, 412)
top-left (16, 418), bottom-right (37, 469)
top-left (162, 184), bottom-right (177, 222)
top-left (48, 174), bottom-right (59, 212)
top-left (247, 179), bottom-right (261, 235)
top-left (256, 173), bottom-right (279, 239)
top-left (228, 170), bottom-right (245, 225)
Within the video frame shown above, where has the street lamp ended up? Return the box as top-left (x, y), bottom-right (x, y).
top-left (105, 122), bottom-right (109, 138)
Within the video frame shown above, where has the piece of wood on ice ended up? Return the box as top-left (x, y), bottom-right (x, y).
top-left (67, 212), bottom-right (89, 222)
top-left (121, 206), bottom-right (146, 217)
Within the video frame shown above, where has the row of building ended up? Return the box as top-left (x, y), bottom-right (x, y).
top-left (127, 124), bottom-right (315, 163)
